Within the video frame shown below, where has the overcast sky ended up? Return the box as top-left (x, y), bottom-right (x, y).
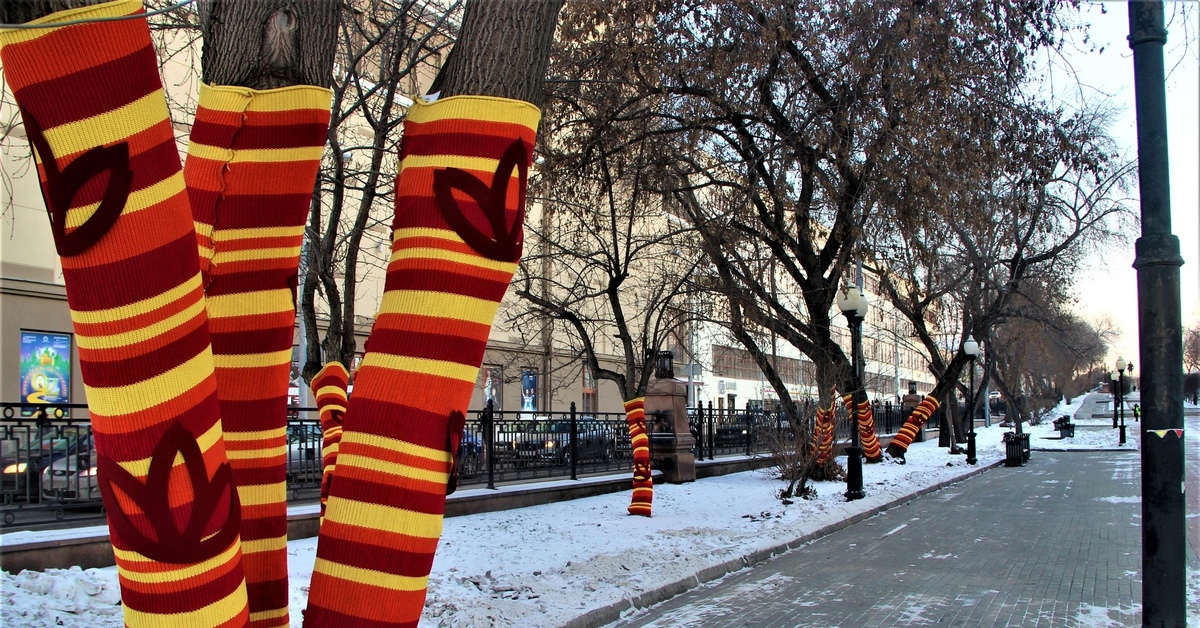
top-left (1057, 2), bottom-right (1199, 370)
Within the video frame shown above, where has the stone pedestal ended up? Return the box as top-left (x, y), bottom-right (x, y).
top-left (644, 377), bottom-right (696, 483)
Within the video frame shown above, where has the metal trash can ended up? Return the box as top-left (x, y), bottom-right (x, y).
top-left (1004, 433), bottom-right (1024, 467)
top-left (1020, 433), bottom-right (1031, 462)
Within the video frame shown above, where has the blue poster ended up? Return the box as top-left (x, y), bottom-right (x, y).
top-left (19, 331), bottom-right (72, 417)
top-left (520, 369), bottom-right (538, 418)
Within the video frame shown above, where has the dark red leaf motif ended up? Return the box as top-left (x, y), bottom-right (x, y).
top-left (96, 423), bottom-right (241, 564)
top-left (445, 410), bottom-right (466, 495)
top-left (22, 110), bottom-right (132, 257)
top-left (432, 139), bottom-right (529, 263)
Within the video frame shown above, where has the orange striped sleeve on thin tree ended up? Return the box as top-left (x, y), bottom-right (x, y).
top-left (624, 397), bottom-right (653, 517)
top-left (184, 82), bottom-right (332, 628)
top-left (0, 1), bottom-right (248, 625)
top-left (304, 96), bottom-right (539, 627)
top-left (310, 362), bottom-right (350, 523)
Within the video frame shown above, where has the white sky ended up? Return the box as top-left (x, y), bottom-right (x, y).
top-left (1064, 2), bottom-right (1200, 369)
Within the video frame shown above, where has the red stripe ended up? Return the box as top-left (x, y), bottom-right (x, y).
top-left (204, 267), bottom-right (298, 297)
top-left (341, 398), bottom-right (449, 452)
top-left (382, 268), bottom-right (509, 302)
top-left (61, 232), bottom-right (198, 312)
top-left (325, 474), bottom-right (447, 518)
top-left (302, 604), bottom-right (417, 628)
top-left (89, 392), bottom-right (221, 459)
top-left (13, 43), bottom-right (162, 131)
top-left (207, 195), bottom-right (313, 229)
top-left (77, 315), bottom-right (210, 388)
top-left (210, 326), bottom-right (294, 356)
top-left (117, 559), bottom-right (245, 614)
top-left (245, 580), bottom-right (290, 614)
top-left (311, 533), bottom-right (438, 578)
top-left (399, 133), bottom-right (533, 161)
top-left (362, 328), bottom-right (487, 366)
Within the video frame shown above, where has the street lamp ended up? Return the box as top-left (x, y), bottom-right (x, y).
top-left (836, 283), bottom-right (868, 502)
top-left (1110, 370), bottom-right (1120, 429)
top-left (1116, 357), bottom-right (1128, 445)
top-left (963, 335), bottom-right (979, 465)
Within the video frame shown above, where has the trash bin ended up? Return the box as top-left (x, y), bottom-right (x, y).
top-left (1003, 433), bottom-right (1023, 467)
top-left (1020, 433), bottom-right (1031, 462)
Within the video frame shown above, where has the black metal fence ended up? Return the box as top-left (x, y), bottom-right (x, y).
top-left (1, 398), bottom-right (915, 526)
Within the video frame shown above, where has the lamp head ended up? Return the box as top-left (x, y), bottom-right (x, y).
top-left (1110, 371), bottom-right (1119, 382)
top-left (836, 283), bottom-right (860, 316)
top-left (1116, 356), bottom-right (1127, 372)
top-left (963, 335), bottom-right (979, 357)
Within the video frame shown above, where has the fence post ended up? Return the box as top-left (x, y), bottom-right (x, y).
top-left (569, 401), bottom-right (578, 481)
top-left (484, 399), bottom-right (496, 490)
top-left (707, 401), bottom-right (714, 459)
top-left (745, 402), bottom-right (753, 456)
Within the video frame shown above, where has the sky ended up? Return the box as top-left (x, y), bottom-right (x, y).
top-left (1063, 2), bottom-right (1200, 369)
top-left (8, 395), bottom-right (1194, 627)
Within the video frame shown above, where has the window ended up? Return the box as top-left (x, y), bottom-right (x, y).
top-left (582, 368), bottom-right (598, 414)
top-left (711, 344), bottom-right (803, 385)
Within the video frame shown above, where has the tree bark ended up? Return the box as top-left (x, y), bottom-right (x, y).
top-left (430, 0), bottom-right (563, 107)
top-left (197, 0), bottom-right (339, 88)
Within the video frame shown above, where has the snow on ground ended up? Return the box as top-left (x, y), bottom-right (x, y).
top-left (2, 397), bottom-right (1193, 627)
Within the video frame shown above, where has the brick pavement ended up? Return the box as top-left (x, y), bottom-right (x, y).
top-left (613, 446), bottom-right (1147, 626)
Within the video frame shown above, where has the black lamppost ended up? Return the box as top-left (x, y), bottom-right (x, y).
top-left (963, 335), bottom-right (979, 465)
top-left (1110, 370), bottom-right (1120, 429)
top-left (1116, 356), bottom-right (1128, 445)
top-left (837, 283), bottom-right (868, 502)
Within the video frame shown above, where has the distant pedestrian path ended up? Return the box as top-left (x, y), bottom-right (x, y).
top-left (615, 448), bottom-right (1148, 626)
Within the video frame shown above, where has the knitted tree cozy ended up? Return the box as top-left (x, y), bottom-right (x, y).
top-left (184, 83), bottom-right (331, 627)
top-left (624, 397), bottom-right (652, 517)
top-left (310, 362), bottom-right (350, 522)
top-left (304, 95), bottom-right (539, 626)
top-left (0, 1), bottom-right (249, 625)
top-left (886, 396), bottom-right (941, 457)
top-left (841, 393), bottom-right (882, 462)
top-left (811, 402), bottom-right (835, 465)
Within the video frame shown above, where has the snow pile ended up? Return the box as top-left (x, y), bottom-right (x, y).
top-left (1, 567), bottom-right (122, 626)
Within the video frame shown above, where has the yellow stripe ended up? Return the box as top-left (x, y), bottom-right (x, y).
top-left (315, 385), bottom-right (348, 399)
top-left (399, 154), bottom-right (513, 173)
top-left (199, 83), bottom-right (333, 113)
top-left (207, 289), bottom-right (295, 318)
top-left (336, 453), bottom-right (448, 484)
top-left (71, 274), bottom-right (203, 325)
top-left (123, 585), bottom-right (247, 628)
top-left (113, 538), bottom-right (240, 577)
top-left (409, 94), bottom-right (540, 128)
top-left (227, 445), bottom-right (287, 460)
top-left (321, 499), bottom-right (443, 539)
top-left (114, 421), bottom-right (224, 478)
top-left (213, 348), bottom-right (293, 369)
top-left (0, 0), bottom-right (141, 43)
top-left (237, 482), bottom-right (286, 507)
top-left (248, 607), bottom-right (290, 622)
top-left (212, 225), bottom-right (305, 242)
top-left (64, 172), bottom-right (186, 229)
top-left (389, 246), bottom-right (517, 274)
top-left (188, 142), bottom-right (325, 164)
top-left (212, 246), bottom-right (302, 264)
top-left (76, 297), bottom-right (205, 351)
top-left (85, 350), bottom-right (214, 417)
top-left (44, 92), bottom-right (167, 160)
top-left (223, 427), bottom-right (286, 442)
top-left (359, 352), bottom-right (479, 383)
top-left (378, 290), bottom-right (501, 327)
top-left (341, 431), bottom-right (449, 465)
top-left (312, 558), bottom-right (428, 593)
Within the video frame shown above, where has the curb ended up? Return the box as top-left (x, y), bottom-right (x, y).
top-left (558, 459), bottom-right (1005, 628)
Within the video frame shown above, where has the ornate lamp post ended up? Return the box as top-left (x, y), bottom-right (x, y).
top-left (1110, 370), bottom-right (1120, 429)
top-left (1116, 357), bottom-right (1128, 445)
top-left (963, 335), bottom-right (979, 465)
top-left (836, 283), bottom-right (868, 501)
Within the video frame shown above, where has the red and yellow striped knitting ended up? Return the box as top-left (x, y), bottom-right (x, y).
top-left (0, 1), bottom-right (249, 625)
top-left (887, 396), bottom-right (941, 456)
top-left (304, 95), bottom-right (539, 627)
top-left (310, 362), bottom-right (350, 523)
top-left (184, 83), bottom-right (331, 628)
top-left (812, 403), bottom-right (835, 465)
top-left (841, 393), bottom-right (882, 462)
top-left (624, 397), bottom-right (653, 517)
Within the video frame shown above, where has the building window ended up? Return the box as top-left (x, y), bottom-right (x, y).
top-left (582, 368), bottom-right (597, 415)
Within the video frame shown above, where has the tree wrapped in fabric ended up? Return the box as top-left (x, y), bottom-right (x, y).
top-left (887, 396), bottom-right (941, 458)
top-left (841, 393), bottom-right (882, 463)
top-left (310, 362), bottom-right (349, 522)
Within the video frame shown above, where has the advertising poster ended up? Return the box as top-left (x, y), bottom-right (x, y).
top-left (520, 369), bottom-right (538, 418)
top-left (481, 366), bottom-right (502, 410)
top-left (19, 331), bottom-right (72, 417)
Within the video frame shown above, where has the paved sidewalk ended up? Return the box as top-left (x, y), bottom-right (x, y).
top-left (613, 449), bottom-right (1145, 626)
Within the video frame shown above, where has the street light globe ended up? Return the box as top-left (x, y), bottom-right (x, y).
top-left (836, 284), bottom-right (864, 315)
top-left (963, 335), bottom-right (979, 357)
top-left (1116, 356), bottom-right (1127, 372)
top-left (855, 289), bottom-right (870, 318)
top-left (1110, 371), bottom-right (1119, 382)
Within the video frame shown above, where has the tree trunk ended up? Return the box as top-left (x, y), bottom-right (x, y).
top-left (198, 0), bottom-right (340, 88)
top-left (1, 0), bottom-right (103, 23)
top-left (430, 0), bottom-right (564, 107)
